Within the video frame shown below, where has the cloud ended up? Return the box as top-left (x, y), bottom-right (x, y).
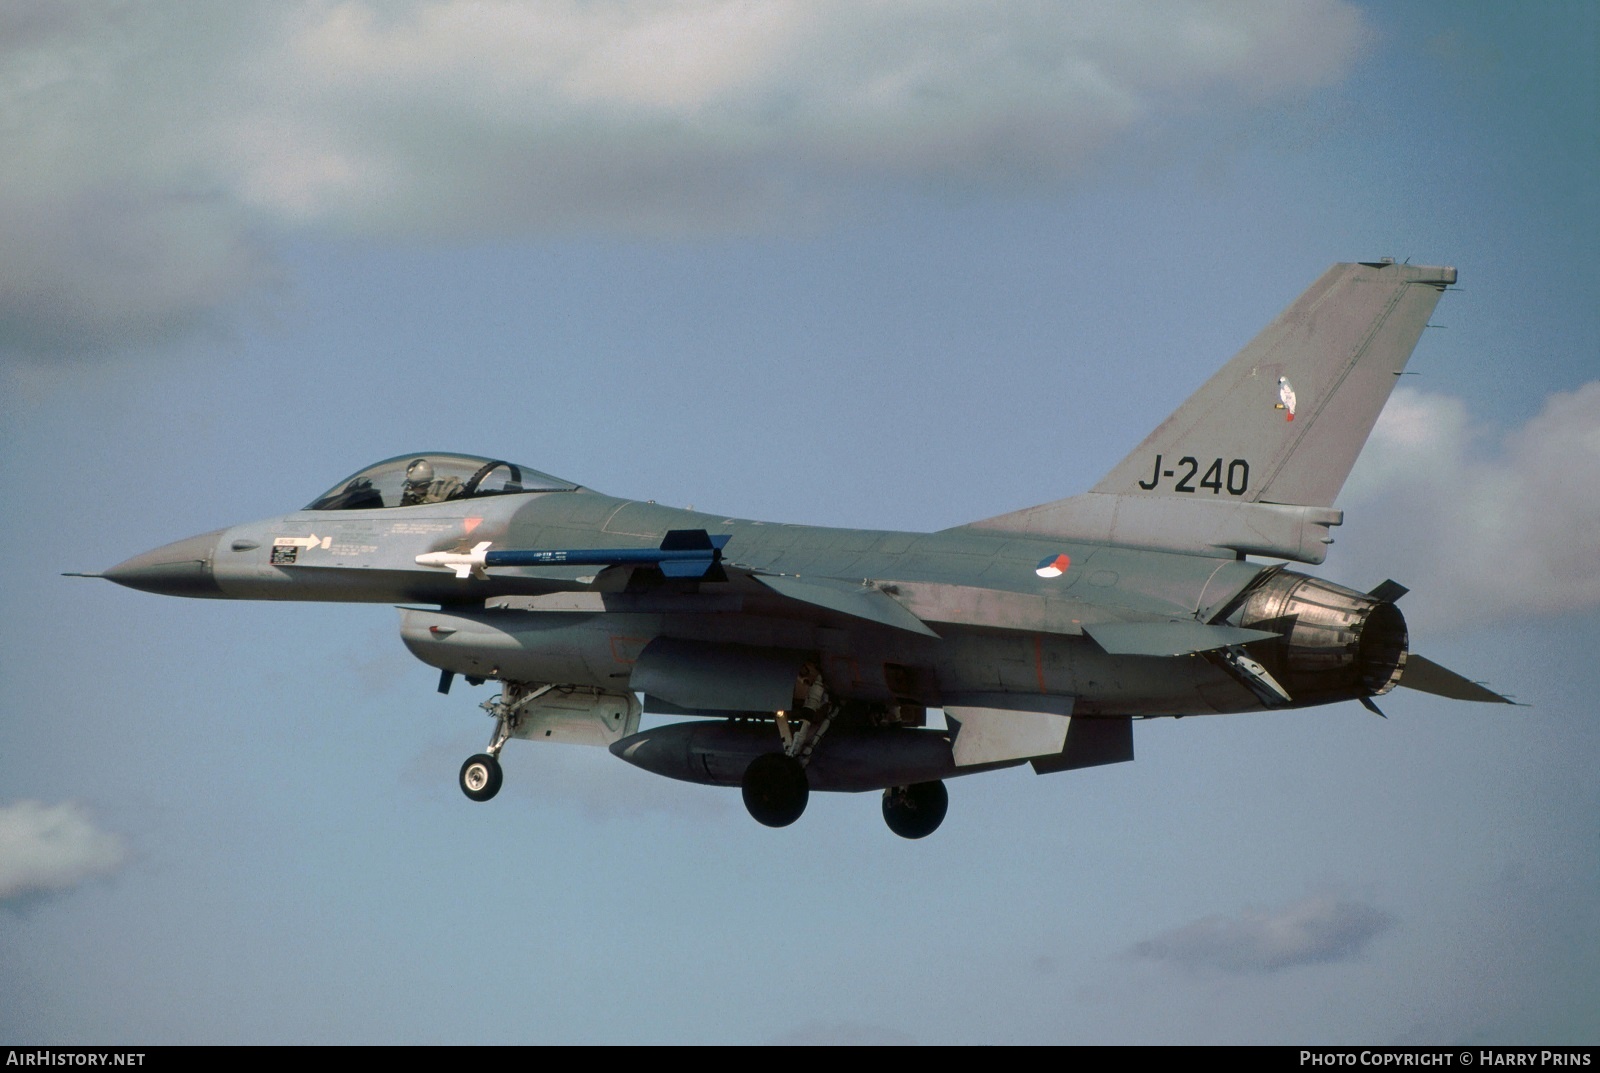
top-left (228, 0), bottom-right (1369, 232)
top-left (1131, 892), bottom-right (1394, 974)
top-left (0, 800), bottom-right (129, 902)
top-left (1337, 383), bottom-right (1600, 630)
top-left (0, 0), bottom-right (1370, 359)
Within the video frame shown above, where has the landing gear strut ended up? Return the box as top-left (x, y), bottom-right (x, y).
top-left (882, 781), bottom-right (948, 839)
top-left (740, 662), bottom-right (832, 827)
top-left (457, 681), bottom-right (555, 803)
top-left (458, 696), bottom-right (512, 803)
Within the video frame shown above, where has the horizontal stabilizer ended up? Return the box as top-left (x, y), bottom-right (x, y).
top-left (1084, 620), bottom-right (1279, 657)
top-left (753, 574), bottom-right (940, 637)
top-left (1368, 579), bottom-right (1410, 603)
top-left (1401, 654), bottom-right (1516, 704)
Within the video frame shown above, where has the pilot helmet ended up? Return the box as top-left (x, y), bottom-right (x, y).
top-left (404, 458), bottom-right (434, 486)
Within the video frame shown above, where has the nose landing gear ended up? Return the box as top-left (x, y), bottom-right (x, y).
top-left (459, 753), bottom-right (502, 801)
top-left (458, 682), bottom-right (554, 802)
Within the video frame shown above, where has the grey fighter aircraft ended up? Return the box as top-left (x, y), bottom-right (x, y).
top-left (81, 259), bottom-right (1511, 838)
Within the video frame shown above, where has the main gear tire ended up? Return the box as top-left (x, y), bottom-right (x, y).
top-left (882, 780), bottom-right (948, 839)
top-left (741, 752), bottom-right (809, 828)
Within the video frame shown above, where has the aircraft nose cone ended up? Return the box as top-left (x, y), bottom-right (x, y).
top-left (103, 529), bottom-right (226, 598)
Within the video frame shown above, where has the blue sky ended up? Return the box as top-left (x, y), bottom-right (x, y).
top-left (1, 1), bottom-right (1595, 1044)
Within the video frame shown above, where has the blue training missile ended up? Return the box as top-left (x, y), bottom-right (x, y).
top-left (416, 529), bottom-right (730, 580)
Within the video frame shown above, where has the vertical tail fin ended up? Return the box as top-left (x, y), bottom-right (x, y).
top-left (1091, 260), bottom-right (1455, 508)
top-left (962, 261), bottom-right (1457, 564)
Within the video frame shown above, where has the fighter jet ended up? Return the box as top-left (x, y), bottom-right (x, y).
top-left (80, 260), bottom-right (1511, 838)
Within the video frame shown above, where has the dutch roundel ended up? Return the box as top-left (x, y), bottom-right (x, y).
top-left (1035, 553), bottom-right (1071, 579)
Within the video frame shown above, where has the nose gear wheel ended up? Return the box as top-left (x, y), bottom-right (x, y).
top-left (460, 753), bottom-right (502, 802)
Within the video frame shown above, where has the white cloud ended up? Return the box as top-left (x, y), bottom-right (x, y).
top-left (0, 0), bottom-right (1370, 358)
top-left (1338, 383), bottom-right (1600, 630)
top-left (0, 800), bottom-right (128, 902)
top-left (1131, 892), bottom-right (1394, 974)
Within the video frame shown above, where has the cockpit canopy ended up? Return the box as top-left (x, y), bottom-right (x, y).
top-left (305, 453), bottom-right (577, 511)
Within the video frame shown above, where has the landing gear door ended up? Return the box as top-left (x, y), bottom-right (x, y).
top-left (507, 687), bottom-right (643, 747)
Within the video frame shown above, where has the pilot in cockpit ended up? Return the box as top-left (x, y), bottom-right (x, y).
top-left (399, 458), bottom-right (464, 506)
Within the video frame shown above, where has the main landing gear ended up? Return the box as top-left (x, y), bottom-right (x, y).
top-left (740, 755), bottom-right (952, 838)
top-left (881, 781), bottom-right (948, 840)
top-left (741, 752), bottom-right (809, 827)
top-left (737, 664), bottom-right (950, 838)
top-left (740, 661), bottom-right (832, 828)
